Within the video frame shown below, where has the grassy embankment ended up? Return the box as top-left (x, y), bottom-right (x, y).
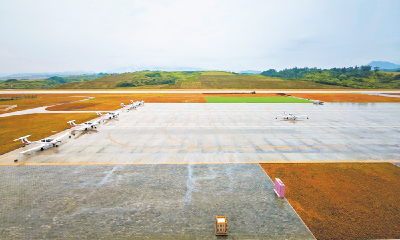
top-left (173, 72), bottom-right (348, 89)
top-left (56, 71), bottom-right (201, 89)
top-left (54, 71), bottom-right (351, 89)
top-left (0, 113), bottom-right (98, 156)
top-left (0, 74), bottom-right (104, 89)
top-left (260, 163), bottom-right (400, 240)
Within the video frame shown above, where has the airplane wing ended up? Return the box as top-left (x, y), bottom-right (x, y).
top-left (54, 133), bottom-right (69, 141)
top-left (20, 144), bottom-right (46, 154)
top-left (296, 115), bottom-right (309, 119)
top-left (72, 125), bottom-right (86, 131)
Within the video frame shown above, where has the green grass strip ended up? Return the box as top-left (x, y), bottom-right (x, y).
top-left (205, 97), bottom-right (313, 103)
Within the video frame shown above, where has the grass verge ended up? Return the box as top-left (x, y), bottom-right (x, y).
top-left (260, 163), bottom-right (400, 240)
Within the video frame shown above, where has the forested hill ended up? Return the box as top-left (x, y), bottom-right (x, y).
top-left (261, 66), bottom-right (400, 89)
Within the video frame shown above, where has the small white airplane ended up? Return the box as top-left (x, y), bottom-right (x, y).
top-left (67, 119), bottom-right (101, 131)
top-left (313, 100), bottom-right (324, 105)
top-left (106, 111), bottom-right (119, 119)
top-left (14, 134), bottom-right (68, 152)
top-left (276, 111), bottom-right (309, 120)
top-left (96, 111), bottom-right (120, 119)
top-left (130, 100), bottom-right (141, 107)
top-left (121, 102), bottom-right (137, 110)
top-left (129, 100), bottom-right (145, 106)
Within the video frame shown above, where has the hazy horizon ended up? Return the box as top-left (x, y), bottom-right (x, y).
top-left (1, 0), bottom-right (399, 74)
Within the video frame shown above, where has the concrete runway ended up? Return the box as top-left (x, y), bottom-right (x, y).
top-left (1, 102), bottom-right (399, 239)
top-left (2, 102), bottom-right (400, 164)
top-left (0, 164), bottom-right (315, 239)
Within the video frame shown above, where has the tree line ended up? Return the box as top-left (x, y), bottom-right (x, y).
top-left (261, 66), bottom-right (400, 89)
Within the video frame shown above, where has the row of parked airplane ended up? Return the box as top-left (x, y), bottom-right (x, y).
top-left (121, 100), bottom-right (145, 110)
top-left (13, 100), bottom-right (145, 154)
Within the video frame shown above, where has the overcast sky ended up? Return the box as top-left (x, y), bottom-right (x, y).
top-left (0, 0), bottom-right (399, 73)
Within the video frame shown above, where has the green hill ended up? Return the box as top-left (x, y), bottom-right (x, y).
top-left (0, 74), bottom-right (104, 89)
top-left (55, 71), bottom-right (349, 89)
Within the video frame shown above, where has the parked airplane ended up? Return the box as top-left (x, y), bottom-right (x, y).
top-left (121, 103), bottom-right (137, 110)
top-left (107, 111), bottom-right (119, 119)
top-left (313, 100), bottom-right (324, 105)
top-left (130, 100), bottom-right (140, 107)
top-left (14, 133), bottom-right (68, 153)
top-left (276, 111), bottom-right (309, 120)
top-left (96, 111), bottom-right (119, 119)
top-left (67, 119), bottom-right (101, 131)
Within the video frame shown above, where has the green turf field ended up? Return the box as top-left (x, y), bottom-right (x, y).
top-left (204, 97), bottom-right (313, 103)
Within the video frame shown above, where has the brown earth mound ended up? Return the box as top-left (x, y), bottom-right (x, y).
top-left (260, 163), bottom-right (400, 240)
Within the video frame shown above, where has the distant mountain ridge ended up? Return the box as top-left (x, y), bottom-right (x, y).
top-left (367, 61), bottom-right (400, 70)
top-left (0, 71), bottom-right (96, 80)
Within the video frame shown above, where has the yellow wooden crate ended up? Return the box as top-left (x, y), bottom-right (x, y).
top-left (215, 216), bottom-right (227, 236)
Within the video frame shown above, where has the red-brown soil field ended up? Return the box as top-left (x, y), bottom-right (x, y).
top-left (260, 163), bottom-right (400, 240)
top-left (287, 93), bottom-right (400, 102)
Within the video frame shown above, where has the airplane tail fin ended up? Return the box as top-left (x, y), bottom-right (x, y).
top-left (14, 135), bottom-right (31, 144)
top-left (130, 100), bottom-right (134, 104)
top-left (96, 112), bottom-right (102, 116)
top-left (67, 120), bottom-right (76, 127)
top-left (121, 103), bottom-right (125, 107)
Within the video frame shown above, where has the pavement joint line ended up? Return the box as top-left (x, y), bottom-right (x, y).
top-left (163, 112), bottom-right (202, 148)
top-left (1, 161), bottom-right (399, 166)
top-left (106, 111), bottom-right (399, 150)
top-left (107, 110), bottom-right (371, 150)
top-left (209, 112), bottom-right (259, 146)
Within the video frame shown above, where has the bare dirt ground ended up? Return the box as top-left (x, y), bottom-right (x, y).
top-left (260, 163), bottom-right (400, 240)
